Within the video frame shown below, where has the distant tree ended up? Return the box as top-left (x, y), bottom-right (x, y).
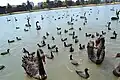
top-left (57, 1), bottom-right (63, 7)
top-left (26, 0), bottom-right (32, 11)
top-left (46, 0), bottom-right (50, 9)
top-left (112, 0), bottom-right (115, 4)
top-left (81, 0), bottom-right (84, 5)
top-left (65, 0), bottom-right (68, 7)
top-left (67, 1), bottom-right (73, 6)
top-left (93, 0), bottom-right (100, 4)
top-left (76, 0), bottom-right (80, 5)
top-left (22, 3), bottom-right (27, 10)
top-left (6, 3), bottom-right (12, 14)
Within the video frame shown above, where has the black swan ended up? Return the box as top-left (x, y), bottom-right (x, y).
top-left (0, 65), bottom-right (5, 70)
top-left (24, 29), bottom-right (29, 32)
top-left (16, 37), bottom-right (22, 41)
top-left (37, 43), bottom-right (46, 48)
top-left (87, 37), bottom-right (105, 64)
top-left (36, 21), bottom-right (41, 30)
top-left (110, 7), bottom-right (115, 11)
top-left (41, 40), bottom-right (46, 44)
top-left (85, 33), bottom-right (91, 37)
top-left (57, 31), bottom-right (62, 35)
top-left (75, 39), bottom-right (79, 43)
top-left (69, 31), bottom-right (75, 36)
top-left (79, 28), bottom-right (82, 31)
top-left (8, 40), bottom-right (15, 43)
top-left (113, 31), bottom-right (117, 35)
top-left (83, 22), bottom-right (86, 25)
top-left (57, 27), bottom-right (61, 30)
top-left (111, 16), bottom-right (119, 20)
top-left (113, 63), bottom-right (120, 77)
top-left (64, 42), bottom-right (72, 47)
top-left (6, 18), bottom-right (11, 22)
top-left (76, 68), bottom-right (89, 79)
top-left (47, 44), bottom-right (56, 49)
top-left (110, 34), bottom-right (117, 39)
top-left (80, 16), bottom-right (86, 19)
top-left (16, 27), bottom-right (20, 29)
top-left (64, 29), bottom-right (68, 33)
top-left (46, 52), bottom-right (54, 59)
top-left (108, 27), bottom-right (111, 30)
top-left (46, 32), bottom-right (49, 36)
top-left (96, 32), bottom-right (99, 36)
top-left (115, 53), bottom-right (120, 58)
top-left (96, 18), bottom-right (98, 20)
top-left (102, 31), bottom-right (106, 35)
top-left (52, 36), bottom-right (55, 40)
top-left (55, 47), bottom-right (59, 52)
top-left (69, 46), bottom-right (74, 52)
top-left (52, 47), bottom-right (59, 53)
top-left (69, 27), bottom-right (74, 30)
top-left (91, 35), bottom-right (95, 38)
top-left (111, 10), bottom-right (120, 20)
top-left (15, 17), bottom-right (17, 22)
top-left (61, 38), bottom-right (67, 42)
top-left (72, 35), bottom-right (78, 39)
top-left (70, 54), bottom-right (79, 66)
top-left (79, 44), bottom-right (85, 50)
top-left (1, 49), bottom-right (10, 55)
top-left (43, 36), bottom-right (47, 40)
top-left (22, 48), bottom-right (29, 54)
top-left (58, 17), bottom-right (60, 19)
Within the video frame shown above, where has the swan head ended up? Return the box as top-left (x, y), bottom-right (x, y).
top-left (85, 68), bottom-right (89, 73)
top-left (70, 54), bottom-right (73, 60)
top-left (7, 49), bottom-right (10, 53)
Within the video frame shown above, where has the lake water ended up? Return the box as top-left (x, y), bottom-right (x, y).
top-left (0, 4), bottom-right (120, 80)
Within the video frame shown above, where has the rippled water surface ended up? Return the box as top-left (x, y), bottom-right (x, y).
top-left (0, 4), bottom-right (120, 80)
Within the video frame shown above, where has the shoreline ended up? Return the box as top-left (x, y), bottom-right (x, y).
top-left (1, 2), bottom-right (120, 17)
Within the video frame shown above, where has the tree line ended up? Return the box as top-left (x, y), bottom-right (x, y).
top-left (0, 0), bottom-right (118, 14)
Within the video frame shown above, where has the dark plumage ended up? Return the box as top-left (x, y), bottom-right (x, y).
top-left (70, 55), bottom-right (79, 66)
top-left (24, 29), bottom-right (29, 32)
top-left (46, 51), bottom-right (54, 59)
top-left (91, 35), bottom-right (95, 38)
top-left (37, 43), bottom-right (46, 48)
top-left (8, 40), bottom-right (15, 43)
top-left (79, 44), bottom-right (85, 50)
top-left (69, 46), bottom-right (74, 52)
top-left (57, 32), bottom-right (62, 35)
top-left (52, 36), bottom-right (55, 40)
top-left (69, 27), bottom-right (74, 30)
top-left (22, 48), bottom-right (29, 54)
top-left (76, 68), bottom-right (89, 79)
top-left (96, 32), bottom-right (99, 36)
top-left (0, 65), bottom-right (5, 70)
top-left (47, 44), bottom-right (56, 49)
top-left (115, 53), bottom-right (120, 58)
top-left (16, 37), bottom-right (22, 41)
top-left (61, 38), bottom-right (67, 42)
top-left (1, 49), bottom-right (10, 55)
top-left (64, 29), bottom-right (68, 33)
top-left (64, 42), bottom-right (72, 47)
top-left (75, 39), bottom-right (79, 43)
top-left (57, 27), bottom-right (61, 30)
top-left (85, 33), bottom-right (91, 37)
top-left (43, 36), bottom-right (47, 40)
top-left (46, 32), bottom-right (49, 36)
top-left (102, 31), bottom-right (106, 35)
top-left (72, 35), bottom-right (78, 39)
top-left (79, 28), bottom-right (82, 31)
